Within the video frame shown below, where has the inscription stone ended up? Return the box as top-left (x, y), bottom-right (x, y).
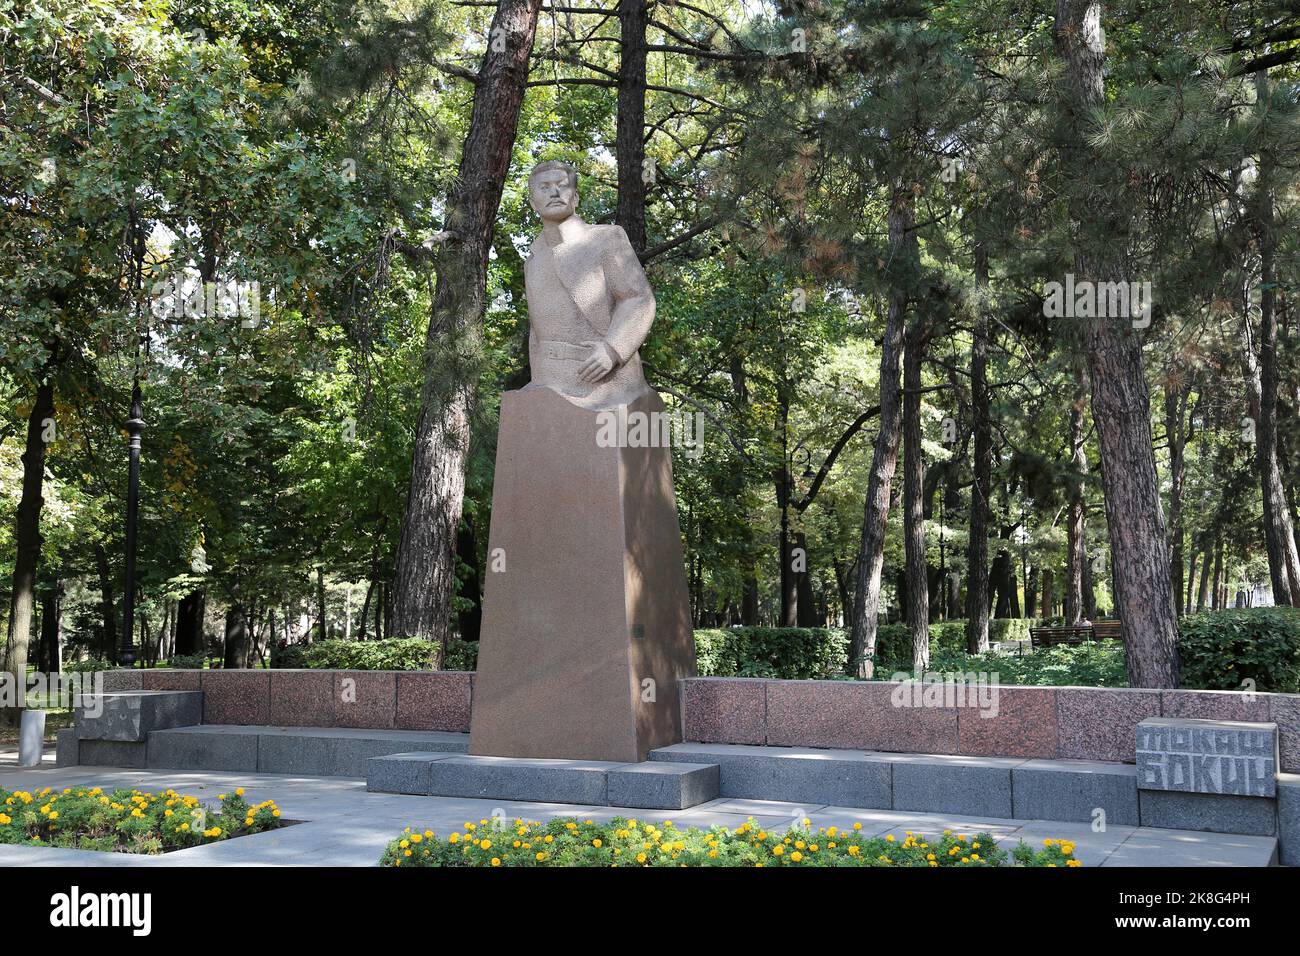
top-left (1135, 717), bottom-right (1278, 797)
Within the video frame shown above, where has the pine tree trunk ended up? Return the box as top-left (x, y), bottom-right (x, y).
top-left (616, 0), bottom-right (648, 254)
top-left (94, 544), bottom-right (117, 663)
top-left (850, 186), bottom-right (914, 677)
top-left (965, 244), bottom-right (992, 653)
top-left (1041, 567), bottom-right (1055, 619)
top-left (1211, 536), bottom-right (1224, 609)
top-left (223, 606), bottom-right (248, 669)
top-left (903, 318), bottom-right (929, 670)
top-left (176, 590), bottom-right (204, 656)
top-left (2, 379), bottom-right (54, 727)
top-left (1055, 0), bottom-right (1178, 687)
top-left (1165, 382), bottom-right (1188, 615)
top-left (1247, 70), bottom-right (1300, 607)
top-left (1064, 375), bottom-right (1087, 623)
top-left (391, 0), bottom-right (544, 653)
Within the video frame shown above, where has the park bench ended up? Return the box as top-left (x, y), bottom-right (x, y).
top-left (1027, 618), bottom-right (1123, 651)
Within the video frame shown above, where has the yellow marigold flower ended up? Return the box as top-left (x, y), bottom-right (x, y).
top-left (772, 845), bottom-right (784, 856)
top-left (449, 833), bottom-right (460, 844)
top-left (795, 840), bottom-right (806, 850)
top-left (411, 833), bottom-right (422, 844)
top-left (404, 850), bottom-right (412, 857)
top-left (927, 853), bottom-right (936, 861)
top-left (592, 839), bottom-right (602, 848)
top-left (272, 809), bottom-right (281, 818)
top-left (535, 852), bottom-right (546, 862)
top-left (636, 853), bottom-right (647, 863)
top-left (885, 834), bottom-right (895, 842)
top-left (480, 840), bottom-right (491, 850)
top-left (491, 858), bottom-right (501, 867)
top-left (400, 840), bottom-right (410, 849)
top-left (853, 822), bottom-right (862, 830)
top-left (848, 846), bottom-right (860, 856)
top-left (235, 788), bottom-right (245, 796)
top-left (49, 811), bottom-right (59, 821)
top-left (790, 851), bottom-right (803, 862)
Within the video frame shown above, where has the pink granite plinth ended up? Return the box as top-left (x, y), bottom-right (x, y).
top-left (1268, 694), bottom-right (1300, 774)
top-left (141, 669), bottom-right (202, 692)
top-left (1160, 689), bottom-right (1271, 722)
top-left (333, 671), bottom-right (396, 728)
top-left (396, 671), bottom-right (473, 732)
top-left (270, 670), bottom-right (335, 727)
top-left (469, 387), bottom-right (696, 762)
top-left (861, 682), bottom-right (960, 754)
top-left (957, 686), bottom-right (1059, 758)
top-left (682, 678), bottom-right (766, 745)
top-left (1056, 687), bottom-right (1161, 762)
top-left (766, 680), bottom-right (874, 750)
top-left (200, 670), bottom-right (271, 725)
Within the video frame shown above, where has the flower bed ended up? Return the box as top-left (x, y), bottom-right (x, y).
top-left (0, 785), bottom-right (283, 854)
top-left (379, 816), bottom-right (1082, 867)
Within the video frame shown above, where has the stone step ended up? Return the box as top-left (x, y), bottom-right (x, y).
top-left (145, 725), bottom-right (469, 777)
top-left (74, 691), bottom-right (203, 742)
top-left (367, 753), bottom-right (720, 810)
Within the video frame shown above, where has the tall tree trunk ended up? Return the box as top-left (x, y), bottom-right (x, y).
top-left (94, 544), bottom-right (117, 664)
top-left (902, 318), bottom-right (929, 670)
top-left (2, 378), bottom-right (54, 726)
top-left (391, 0), bottom-right (544, 655)
top-left (456, 512), bottom-right (483, 641)
top-left (1055, 0), bottom-right (1178, 687)
top-left (616, 0), bottom-right (648, 254)
top-left (39, 586), bottom-right (61, 674)
top-left (175, 590), bottom-right (204, 656)
top-left (1064, 375), bottom-right (1087, 623)
top-left (223, 605), bottom-right (247, 669)
top-left (1196, 540), bottom-right (1212, 611)
top-left (850, 185), bottom-right (914, 677)
top-left (1246, 69), bottom-right (1300, 607)
top-left (1211, 535), bottom-right (1224, 610)
top-left (1165, 381), bottom-right (1188, 615)
top-left (794, 531), bottom-right (819, 627)
top-left (965, 243), bottom-right (992, 652)
top-left (1041, 567), bottom-right (1055, 619)
top-left (1024, 566), bottom-right (1039, 620)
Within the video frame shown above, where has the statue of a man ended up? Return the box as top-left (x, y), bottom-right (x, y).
top-left (523, 160), bottom-right (656, 410)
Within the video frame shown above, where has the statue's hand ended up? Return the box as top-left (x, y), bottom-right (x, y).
top-left (577, 340), bottom-right (617, 383)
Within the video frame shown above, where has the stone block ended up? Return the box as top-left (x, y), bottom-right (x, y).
top-left (100, 670), bottom-right (143, 692)
top-left (891, 755), bottom-right (1017, 818)
top-left (649, 742), bottom-right (892, 809)
top-left (201, 670), bottom-right (271, 725)
top-left (859, 681), bottom-right (960, 755)
top-left (367, 752), bottom-right (459, 795)
top-left (147, 726), bottom-right (259, 772)
top-left (333, 671), bottom-right (396, 729)
top-left (395, 671), bottom-right (472, 733)
top-left (426, 755), bottom-right (617, 804)
top-left (1268, 694), bottom-right (1300, 774)
top-left (1160, 689), bottom-right (1271, 722)
top-left (76, 739), bottom-right (147, 769)
top-left (468, 388), bottom-right (696, 763)
top-left (1056, 687), bottom-right (1162, 763)
top-left (269, 670), bottom-right (334, 727)
top-left (1278, 774), bottom-right (1300, 866)
top-left (766, 680), bottom-right (874, 749)
top-left (957, 686), bottom-right (1058, 758)
top-left (682, 678), bottom-right (766, 745)
top-left (1136, 717), bottom-right (1277, 797)
top-left (55, 728), bottom-right (78, 768)
top-left (140, 670), bottom-right (202, 692)
top-left (330, 730), bottom-right (467, 777)
top-left (1138, 790), bottom-right (1277, 836)
top-left (1011, 759), bottom-right (1140, 826)
top-left (606, 762), bottom-right (720, 810)
top-left (74, 691), bottom-right (202, 742)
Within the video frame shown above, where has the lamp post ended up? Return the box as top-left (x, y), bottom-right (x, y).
top-left (120, 381), bottom-right (145, 667)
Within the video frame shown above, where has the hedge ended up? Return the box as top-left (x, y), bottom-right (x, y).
top-left (694, 627), bottom-right (848, 679)
top-left (1177, 607), bottom-right (1300, 693)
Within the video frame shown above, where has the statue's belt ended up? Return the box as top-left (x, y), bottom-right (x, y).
top-left (538, 340), bottom-right (592, 361)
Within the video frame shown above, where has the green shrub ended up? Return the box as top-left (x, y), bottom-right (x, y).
top-left (62, 657), bottom-right (111, 674)
top-left (270, 637), bottom-right (477, 671)
top-left (379, 815), bottom-right (1081, 867)
top-left (694, 627), bottom-right (848, 679)
top-left (916, 641), bottom-right (1128, 687)
top-left (874, 619), bottom-right (1032, 673)
top-left (1178, 607), bottom-right (1300, 693)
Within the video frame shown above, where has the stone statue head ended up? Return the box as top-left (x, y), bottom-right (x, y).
top-left (528, 160), bottom-right (579, 224)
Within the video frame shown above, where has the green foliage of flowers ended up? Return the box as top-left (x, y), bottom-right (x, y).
top-left (1178, 608), bottom-right (1300, 693)
top-left (379, 815), bottom-right (1083, 867)
top-left (0, 785), bottom-right (282, 854)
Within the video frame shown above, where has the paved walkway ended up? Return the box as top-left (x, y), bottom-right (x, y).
top-left (0, 762), bottom-right (1277, 867)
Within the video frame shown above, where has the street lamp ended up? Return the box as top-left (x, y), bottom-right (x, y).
top-left (120, 380), bottom-right (145, 667)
